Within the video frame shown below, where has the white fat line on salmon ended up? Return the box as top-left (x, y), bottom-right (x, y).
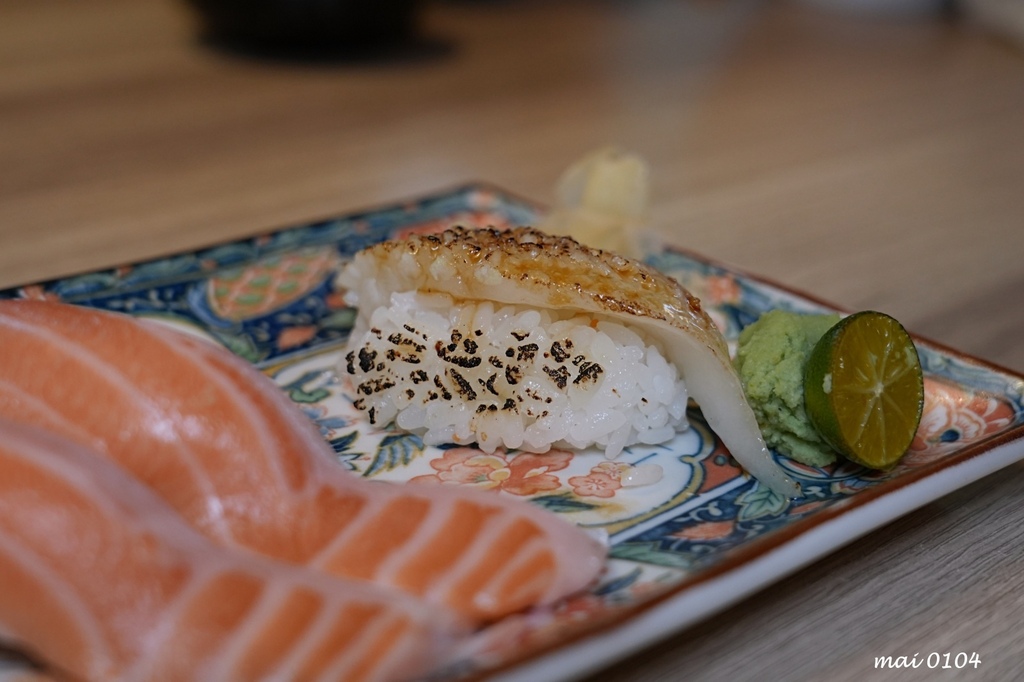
top-left (506, 555), bottom-right (560, 610)
top-left (118, 563), bottom-right (234, 682)
top-left (505, 544), bottom-right (559, 607)
top-left (0, 531), bottom-right (113, 674)
top-left (419, 490), bottom-right (609, 611)
top-left (475, 534), bottom-right (553, 610)
top-left (420, 506), bottom-right (517, 610)
top-left (0, 430), bottom-right (168, 539)
top-left (266, 598), bottom-right (355, 682)
top-left (0, 316), bottom-right (237, 545)
top-left (202, 580), bottom-right (304, 681)
top-left (0, 379), bottom-right (107, 455)
top-left (171, 329), bottom-right (338, 478)
top-left (303, 492), bottom-right (396, 572)
top-left (371, 496), bottom-right (466, 588)
top-left (265, 583), bottom-right (404, 682)
top-left (144, 328), bottom-right (317, 498)
top-left (314, 609), bottom-right (417, 682)
top-left (504, 507), bottom-right (606, 602)
top-left (211, 576), bottom-right (433, 682)
top-left (448, 509), bottom-right (536, 610)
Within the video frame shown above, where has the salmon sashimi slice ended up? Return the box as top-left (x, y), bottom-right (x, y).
top-left (0, 418), bottom-right (468, 682)
top-left (0, 300), bottom-right (606, 622)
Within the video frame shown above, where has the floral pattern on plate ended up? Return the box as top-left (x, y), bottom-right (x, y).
top-left (3, 183), bottom-right (1023, 680)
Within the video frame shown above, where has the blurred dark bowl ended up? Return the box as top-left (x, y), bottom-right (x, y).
top-left (184, 0), bottom-right (423, 49)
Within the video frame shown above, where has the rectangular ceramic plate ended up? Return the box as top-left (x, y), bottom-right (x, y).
top-left (2, 184), bottom-right (1023, 681)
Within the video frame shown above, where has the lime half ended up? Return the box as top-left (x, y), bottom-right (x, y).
top-left (804, 311), bottom-right (924, 470)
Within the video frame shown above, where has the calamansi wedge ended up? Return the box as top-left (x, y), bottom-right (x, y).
top-left (804, 311), bottom-right (924, 470)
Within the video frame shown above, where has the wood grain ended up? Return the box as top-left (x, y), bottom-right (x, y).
top-left (1, 1), bottom-right (1022, 680)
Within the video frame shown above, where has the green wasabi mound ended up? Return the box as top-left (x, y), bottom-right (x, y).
top-left (733, 310), bottom-right (841, 467)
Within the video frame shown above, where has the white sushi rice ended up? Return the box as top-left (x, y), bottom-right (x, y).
top-left (343, 291), bottom-right (689, 458)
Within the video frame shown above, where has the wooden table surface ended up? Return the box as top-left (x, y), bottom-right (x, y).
top-left (2, 1), bottom-right (1023, 680)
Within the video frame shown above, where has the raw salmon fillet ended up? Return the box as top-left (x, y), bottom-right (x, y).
top-left (0, 419), bottom-right (467, 682)
top-left (0, 300), bottom-right (606, 622)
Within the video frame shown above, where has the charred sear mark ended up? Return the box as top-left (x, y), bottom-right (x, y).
top-left (516, 343), bottom-right (539, 362)
top-left (410, 369), bottom-right (429, 384)
top-left (505, 348), bottom-right (515, 358)
top-left (433, 375), bottom-right (452, 401)
top-left (345, 351), bottom-right (356, 374)
top-left (462, 337), bottom-right (479, 354)
top-left (353, 398), bottom-right (365, 410)
top-left (370, 327), bottom-right (383, 339)
top-left (435, 341), bottom-right (482, 368)
top-left (402, 324), bottom-right (418, 335)
top-left (450, 329), bottom-right (463, 345)
top-left (542, 365), bottom-right (570, 389)
top-left (511, 331), bottom-right (529, 341)
top-left (387, 332), bottom-right (426, 353)
top-left (475, 403), bottom-right (499, 413)
top-left (402, 354), bottom-right (421, 364)
top-left (502, 398), bottom-right (517, 411)
top-left (550, 340), bottom-right (571, 363)
top-left (572, 354), bottom-right (586, 366)
top-left (405, 389), bottom-right (415, 399)
top-left (358, 347), bottom-right (377, 373)
top-left (488, 355), bottom-right (504, 369)
top-left (448, 369), bottom-right (477, 401)
top-left (505, 364), bottom-right (522, 385)
top-left (479, 373), bottom-right (499, 396)
top-left (574, 361), bottom-right (603, 385)
top-left (368, 406), bottom-right (377, 424)
top-left (357, 378), bottom-right (395, 396)
top-left (385, 349), bottom-right (399, 361)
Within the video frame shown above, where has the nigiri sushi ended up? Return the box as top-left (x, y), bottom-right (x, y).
top-left (0, 418), bottom-right (467, 682)
top-left (0, 299), bottom-right (606, 622)
top-left (337, 227), bottom-right (799, 497)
